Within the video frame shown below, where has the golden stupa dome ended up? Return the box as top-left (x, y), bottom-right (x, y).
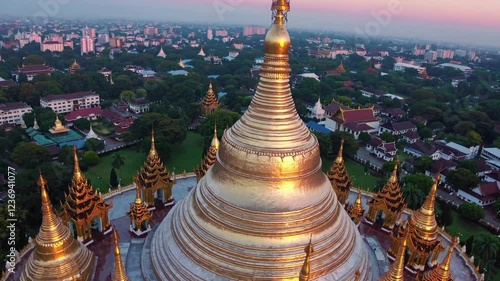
top-left (264, 0), bottom-right (291, 55)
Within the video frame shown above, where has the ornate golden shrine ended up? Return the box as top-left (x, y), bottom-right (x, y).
top-left (127, 182), bottom-right (153, 234)
top-left (365, 161), bottom-right (406, 230)
top-left (348, 189), bottom-right (365, 225)
top-left (69, 59), bottom-right (81, 74)
top-left (112, 229), bottom-right (130, 281)
top-left (336, 61), bottom-right (346, 74)
top-left (420, 237), bottom-right (458, 281)
top-left (134, 129), bottom-right (175, 208)
top-left (20, 171), bottom-right (96, 281)
top-left (380, 231), bottom-right (408, 281)
top-left (195, 124), bottom-right (219, 182)
top-left (389, 174), bottom-right (444, 271)
top-left (299, 238), bottom-right (313, 281)
top-left (59, 145), bottom-right (112, 241)
top-left (326, 139), bottom-right (353, 205)
top-left (201, 82), bottom-right (219, 116)
top-left (49, 115), bottom-right (69, 134)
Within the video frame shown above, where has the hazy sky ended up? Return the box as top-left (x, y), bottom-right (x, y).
top-left (3, 0), bottom-right (500, 47)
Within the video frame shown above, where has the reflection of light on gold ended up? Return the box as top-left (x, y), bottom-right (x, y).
top-left (280, 40), bottom-right (285, 48)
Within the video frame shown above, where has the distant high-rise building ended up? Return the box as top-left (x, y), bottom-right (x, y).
top-left (82, 25), bottom-right (96, 38)
top-left (28, 33), bottom-right (42, 44)
top-left (109, 37), bottom-right (124, 48)
top-left (243, 26), bottom-right (266, 36)
top-left (413, 44), bottom-right (425, 56)
top-left (41, 41), bottom-right (64, 52)
top-left (215, 30), bottom-right (228, 37)
top-left (144, 27), bottom-right (158, 36)
top-left (424, 50), bottom-right (438, 61)
top-left (455, 49), bottom-right (467, 57)
top-left (97, 33), bottom-right (110, 44)
top-left (425, 44), bottom-right (432, 50)
top-left (468, 51), bottom-right (477, 61)
top-left (437, 49), bottom-right (455, 59)
top-left (80, 36), bottom-right (95, 55)
top-left (63, 40), bottom-right (74, 50)
top-left (207, 28), bottom-right (213, 40)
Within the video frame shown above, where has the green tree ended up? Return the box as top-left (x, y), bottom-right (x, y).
top-left (23, 54), bottom-right (45, 65)
top-left (58, 145), bottom-right (74, 164)
top-left (382, 161), bottom-right (397, 176)
top-left (83, 151), bottom-right (99, 166)
top-left (418, 127), bottom-right (432, 139)
top-left (379, 131), bottom-right (396, 143)
top-left (472, 233), bottom-right (500, 278)
top-left (458, 160), bottom-right (477, 173)
top-left (112, 154), bottom-right (125, 171)
top-left (465, 235), bottom-right (474, 255)
top-left (438, 202), bottom-right (453, 227)
top-left (199, 109), bottom-right (241, 151)
top-left (459, 203), bottom-right (485, 221)
top-left (313, 132), bottom-right (332, 158)
top-left (447, 168), bottom-right (480, 191)
top-left (110, 168), bottom-right (118, 188)
top-left (414, 156), bottom-right (433, 173)
top-left (358, 132), bottom-right (371, 144)
top-left (84, 138), bottom-right (105, 151)
top-left (73, 118), bottom-right (90, 130)
top-left (402, 184), bottom-right (426, 210)
top-left (402, 173), bottom-right (434, 194)
top-left (11, 143), bottom-right (50, 168)
top-left (120, 90), bottom-right (136, 102)
top-left (330, 131), bottom-right (359, 156)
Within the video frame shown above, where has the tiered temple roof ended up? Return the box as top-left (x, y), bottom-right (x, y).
top-left (20, 171), bottom-right (96, 281)
top-left (134, 129), bottom-right (174, 206)
top-left (195, 124), bottom-right (220, 182)
top-left (389, 173), bottom-right (444, 270)
top-left (69, 59), bottom-right (81, 74)
top-left (336, 61), bottom-right (346, 74)
top-left (60, 145), bottom-right (112, 240)
top-left (348, 189), bottom-right (365, 225)
top-left (127, 182), bottom-right (153, 231)
top-left (327, 139), bottom-right (353, 205)
top-left (421, 237), bottom-right (458, 281)
top-left (112, 230), bottom-right (130, 281)
top-left (366, 161), bottom-right (406, 230)
top-left (49, 115), bottom-right (69, 134)
top-left (201, 82), bottom-right (219, 115)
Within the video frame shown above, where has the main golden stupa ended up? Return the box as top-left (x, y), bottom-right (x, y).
top-left (149, 0), bottom-right (372, 280)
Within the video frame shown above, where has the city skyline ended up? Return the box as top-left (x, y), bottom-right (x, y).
top-left (2, 0), bottom-right (500, 47)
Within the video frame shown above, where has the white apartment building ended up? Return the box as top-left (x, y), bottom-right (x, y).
top-left (0, 102), bottom-right (33, 125)
top-left (40, 91), bottom-right (100, 114)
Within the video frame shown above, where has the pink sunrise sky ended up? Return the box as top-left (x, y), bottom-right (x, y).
top-left (4, 0), bottom-right (500, 46)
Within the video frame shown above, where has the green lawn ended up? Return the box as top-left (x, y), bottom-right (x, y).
top-left (322, 157), bottom-right (382, 191)
top-left (165, 132), bottom-right (204, 174)
top-left (444, 210), bottom-right (490, 241)
top-left (90, 120), bottom-right (115, 136)
top-left (84, 132), bottom-right (204, 190)
top-left (85, 148), bottom-right (146, 191)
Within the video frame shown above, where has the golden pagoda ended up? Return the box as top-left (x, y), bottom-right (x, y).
top-left (326, 138), bottom-right (353, 205)
top-left (389, 173), bottom-right (444, 271)
top-left (59, 145), bottom-right (112, 241)
top-left (134, 129), bottom-right (175, 208)
top-left (112, 229), bottom-right (130, 281)
top-left (49, 115), bottom-right (69, 134)
top-left (194, 123), bottom-right (219, 181)
top-left (127, 180), bottom-right (153, 235)
top-left (20, 171), bottom-right (96, 281)
top-left (348, 188), bottom-right (365, 225)
top-left (299, 238), bottom-right (313, 281)
top-left (69, 59), bottom-right (81, 74)
top-left (380, 231), bottom-right (408, 281)
top-left (366, 160), bottom-right (406, 231)
top-left (178, 58), bottom-right (185, 68)
top-left (149, 0), bottom-right (372, 279)
top-left (201, 82), bottom-right (219, 115)
top-left (421, 237), bottom-right (458, 281)
top-left (336, 61), bottom-right (346, 74)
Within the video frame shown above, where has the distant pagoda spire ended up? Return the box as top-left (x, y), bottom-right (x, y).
top-left (133, 128), bottom-right (175, 208)
top-left (59, 145), bottom-right (112, 241)
top-left (336, 61), bottom-right (346, 74)
top-left (348, 188), bottom-right (365, 225)
top-left (327, 139), bottom-right (353, 205)
top-left (178, 58), bottom-right (185, 68)
top-left (112, 229), bottom-right (130, 281)
top-left (32, 114), bottom-right (39, 130)
top-left (20, 171), bottom-right (96, 281)
top-left (195, 123), bottom-right (220, 182)
top-left (198, 47), bottom-right (206, 56)
top-left (421, 237), bottom-right (458, 281)
top-left (366, 158), bottom-right (406, 230)
top-left (157, 46), bottom-right (166, 58)
top-left (201, 82), bottom-right (219, 115)
top-left (299, 237), bottom-right (313, 281)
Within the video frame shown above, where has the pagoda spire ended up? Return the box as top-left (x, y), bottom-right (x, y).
top-left (299, 236), bottom-right (313, 281)
top-left (127, 182), bottom-right (153, 235)
top-left (195, 122), bottom-right (220, 181)
top-left (421, 237), bottom-right (458, 281)
top-left (201, 81), bottom-right (219, 115)
top-left (112, 229), bottom-right (130, 281)
top-left (327, 138), bottom-right (353, 205)
top-left (409, 173), bottom-right (440, 240)
top-left (20, 171), bottom-right (96, 281)
top-left (150, 127), bottom-right (157, 157)
top-left (348, 188), bottom-right (365, 225)
top-left (73, 145), bottom-right (82, 180)
top-left (380, 232), bottom-right (407, 281)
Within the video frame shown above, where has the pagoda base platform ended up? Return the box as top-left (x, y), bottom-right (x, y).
top-left (129, 225), bottom-right (152, 236)
top-left (381, 227), bottom-right (392, 233)
top-left (163, 199), bottom-right (175, 207)
top-left (103, 226), bottom-right (114, 235)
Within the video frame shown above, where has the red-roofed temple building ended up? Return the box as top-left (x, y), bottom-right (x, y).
top-left (13, 64), bottom-right (54, 81)
top-left (324, 100), bottom-right (379, 139)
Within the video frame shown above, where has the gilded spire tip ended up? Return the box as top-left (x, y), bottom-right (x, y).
top-left (335, 138), bottom-right (344, 163)
top-left (299, 235), bottom-right (313, 281)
